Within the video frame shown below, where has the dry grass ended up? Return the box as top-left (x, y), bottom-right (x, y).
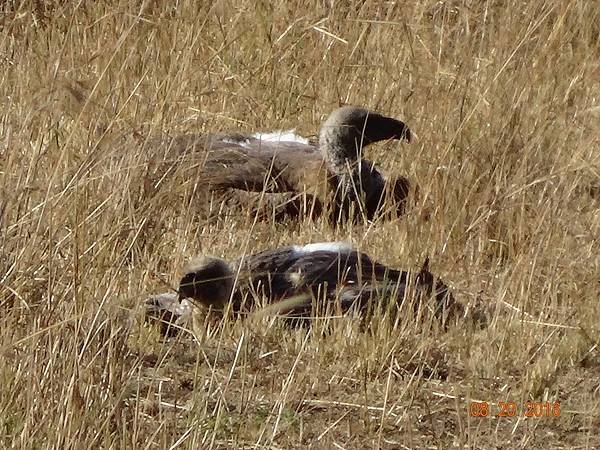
top-left (1, 0), bottom-right (599, 448)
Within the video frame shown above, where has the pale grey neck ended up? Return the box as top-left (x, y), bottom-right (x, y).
top-left (319, 134), bottom-right (361, 176)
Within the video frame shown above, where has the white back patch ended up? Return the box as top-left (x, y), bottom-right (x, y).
top-left (293, 242), bottom-right (353, 255)
top-left (253, 130), bottom-right (309, 145)
top-left (221, 138), bottom-right (251, 148)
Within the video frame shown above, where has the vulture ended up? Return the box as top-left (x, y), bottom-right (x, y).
top-left (145, 242), bottom-right (459, 335)
top-left (149, 106), bottom-right (412, 222)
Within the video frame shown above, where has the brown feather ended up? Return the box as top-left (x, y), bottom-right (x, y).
top-left (139, 106), bottom-right (412, 222)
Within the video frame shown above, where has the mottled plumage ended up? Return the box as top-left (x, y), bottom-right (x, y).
top-left (145, 243), bottom-right (458, 334)
top-left (146, 106), bottom-right (411, 222)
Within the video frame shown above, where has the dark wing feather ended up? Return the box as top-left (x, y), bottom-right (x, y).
top-left (229, 247), bottom-right (303, 308)
top-left (143, 132), bottom-right (324, 192)
top-left (203, 146), bottom-right (327, 193)
top-left (288, 250), bottom-right (407, 290)
top-left (174, 134), bottom-right (327, 193)
top-left (268, 250), bottom-right (408, 318)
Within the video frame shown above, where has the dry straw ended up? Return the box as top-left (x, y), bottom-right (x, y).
top-left (1, 0), bottom-right (598, 448)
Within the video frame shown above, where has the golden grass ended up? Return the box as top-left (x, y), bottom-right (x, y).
top-left (1, 0), bottom-right (599, 447)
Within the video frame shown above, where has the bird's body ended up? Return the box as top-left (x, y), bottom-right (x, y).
top-left (145, 242), bottom-right (457, 333)
top-left (146, 106), bottom-right (411, 222)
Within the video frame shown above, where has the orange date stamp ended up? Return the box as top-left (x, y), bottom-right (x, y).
top-left (469, 401), bottom-right (561, 418)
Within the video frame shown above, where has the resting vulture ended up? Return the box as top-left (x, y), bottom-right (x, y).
top-left (145, 242), bottom-right (459, 334)
top-left (146, 106), bottom-right (412, 222)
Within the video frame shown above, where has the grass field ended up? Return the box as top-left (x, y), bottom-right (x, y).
top-left (1, 0), bottom-right (599, 448)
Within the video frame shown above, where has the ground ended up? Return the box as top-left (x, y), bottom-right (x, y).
top-left (0, 0), bottom-right (599, 448)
